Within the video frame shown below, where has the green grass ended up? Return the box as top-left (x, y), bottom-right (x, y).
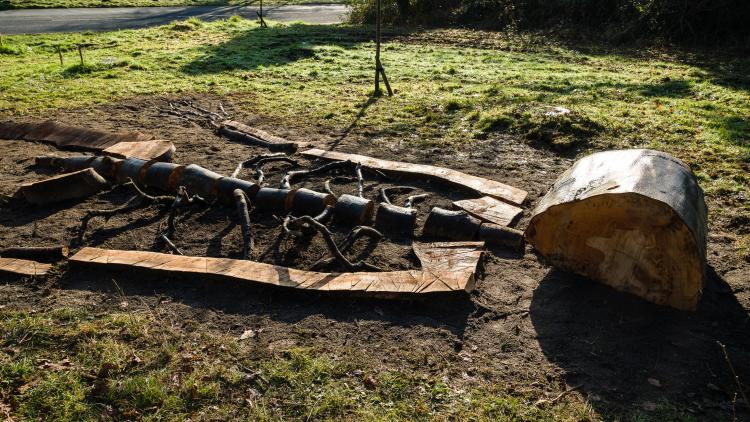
top-left (1, 306), bottom-right (699, 421)
top-left (1, 17), bottom-right (748, 255)
top-left (0, 0), bottom-right (344, 9)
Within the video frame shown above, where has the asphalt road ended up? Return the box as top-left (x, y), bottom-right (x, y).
top-left (0, 4), bottom-right (348, 34)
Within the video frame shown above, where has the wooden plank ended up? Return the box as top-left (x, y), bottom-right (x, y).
top-left (0, 120), bottom-right (153, 150)
top-left (301, 149), bottom-right (527, 205)
top-left (103, 140), bottom-right (175, 161)
top-left (453, 196), bottom-right (523, 227)
top-left (17, 168), bottom-right (109, 205)
top-left (220, 120), bottom-right (298, 152)
top-left (69, 242), bottom-right (484, 296)
top-left (0, 257), bottom-right (52, 276)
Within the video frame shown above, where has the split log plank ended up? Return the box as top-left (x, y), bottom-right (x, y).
top-left (0, 120), bottom-right (153, 151)
top-left (301, 149), bottom-right (527, 206)
top-left (69, 242), bottom-right (484, 296)
top-left (103, 140), bottom-right (175, 161)
top-left (453, 196), bottom-right (523, 227)
top-left (16, 168), bottom-right (109, 205)
top-left (0, 257), bottom-right (52, 276)
top-left (220, 120), bottom-right (298, 152)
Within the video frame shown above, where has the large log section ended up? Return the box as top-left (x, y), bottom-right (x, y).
top-left (301, 149), bottom-right (527, 206)
top-left (70, 242), bottom-right (485, 296)
top-left (525, 149), bottom-right (708, 310)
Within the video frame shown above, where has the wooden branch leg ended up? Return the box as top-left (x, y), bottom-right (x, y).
top-left (233, 189), bottom-right (254, 259)
top-left (378, 63), bottom-right (393, 96)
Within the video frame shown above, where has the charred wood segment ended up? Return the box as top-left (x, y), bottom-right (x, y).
top-left (115, 157), bottom-right (150, 184)
top-left (0, 257), bottom-right (52, 277)
top-left (71, 243), bottom-right (484, 295)
top-left (0, 246), bottom-right (69, 261)
top-left (217, 177), bottom-right (260, 206)
top-left (219, 120), bottom-right (298, 153)
top-left (233, 189), bottom-right (254, 259)
top-left (375, 203), bottom-right (417, 237)
top-left (143, 162), bottom-right (185, 192)
top-left (102, 140), bottom-right (175, 161)
top-left (302, 148), bottom-right (528, 205)
top-left (423, 207), bottom-right (481, 240)
top-left (0, 120), bottom-right (153, 151)
top-left (334, 194), bottom-right (375, 225)
top-left (526, 149), bottom-right (708, 311)
top-left (17, 168), bottom-right (109, 205)
top-left (478, 224), bottom-right (524, 250)
top-left (291, 188), bottom-right (336, 216)
top-left (34, 155), bottom-right (95, 172)
top-left (254, 187), bottom-right (296, 213)
top-left (453, 196), bottom-right (523, 227)
top-left (90, 156), bottom-right (120, 179)
top-left (279, 160), bottom-right (354, 190)
top-left (177, 164), bottom-right (223, 199)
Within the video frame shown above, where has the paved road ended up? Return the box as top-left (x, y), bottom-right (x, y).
top-left (0, 4), bottom-right (348, 34)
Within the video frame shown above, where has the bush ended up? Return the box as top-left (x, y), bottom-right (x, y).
top-left (348, 0), bottom-right (750, 43)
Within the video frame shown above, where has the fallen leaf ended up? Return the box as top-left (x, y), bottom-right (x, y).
top-left (239, 329), bottom-right (256, 340)
top-left (647, 378), bottom-right (662, 387)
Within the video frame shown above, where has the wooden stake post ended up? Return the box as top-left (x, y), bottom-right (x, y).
top-left (374, 0), bottom-right (393, 96)
top-left (257, 0), bottom-right (268, 28)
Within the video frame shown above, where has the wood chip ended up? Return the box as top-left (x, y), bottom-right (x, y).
top-left (103, 140), bottom-right (175, 161)
top-left (69, 242), bottom-right (485, 296)
top-left (453, 196), bottom-right (523, 227)
top-left (0, 257), bottom-right (52, 276)
top-left (301, 149), bottom-right (527, 205)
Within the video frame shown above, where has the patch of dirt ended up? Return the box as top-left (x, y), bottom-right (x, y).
top-left (1, 94), bottom-right (748, 419)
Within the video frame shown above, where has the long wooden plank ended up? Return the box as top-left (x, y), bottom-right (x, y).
top-left (453, 196), bottom-right (523, 227)
top-left (69, 242), bottom-right (484, 296)
top-left (301, 149), bottom-right (527, 205)
top-left (0, 258), bottom-right (52, 276)
top-left (0, 120), bottom-right (153, 150)
top-left (220, 120), bottom-right (298, 152)
top-left (102, 140), bottom-right (175, 161)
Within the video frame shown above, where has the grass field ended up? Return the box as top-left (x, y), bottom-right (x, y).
top-left (0, 0), bottom-right (345, 9)
top-left (0, 17), bottom-right (748, 420)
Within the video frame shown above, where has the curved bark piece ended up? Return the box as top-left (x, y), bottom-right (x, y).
top-left (0, 120), bottom-right (153, 151)
top-left (423, 207), bottom-right (481, 240)
top-left (525, 149), bottom-right (707, 310)
top-left (70, 242), bottom-right (484, 296)
top-left (302, 148), bottom-right (528, 205)
top-left (17, 168), bottom-right (109, 205)
top-left (334, 194), bottom-right (375, 225)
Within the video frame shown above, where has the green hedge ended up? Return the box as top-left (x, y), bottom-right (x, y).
top-left (349, 0), bottom-right (750, 43)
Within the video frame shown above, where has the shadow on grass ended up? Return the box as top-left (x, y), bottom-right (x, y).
top-left (181, 23), bottom-right (373, 74)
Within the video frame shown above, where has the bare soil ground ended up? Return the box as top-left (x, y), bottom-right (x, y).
top-left (1, 94), bottom-right (749, 419)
